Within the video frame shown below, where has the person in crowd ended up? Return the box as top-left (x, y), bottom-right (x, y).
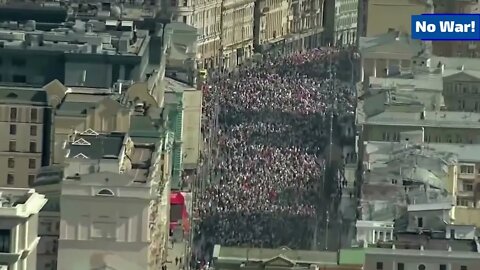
top-left (197, 48), bottom-right (356, 250)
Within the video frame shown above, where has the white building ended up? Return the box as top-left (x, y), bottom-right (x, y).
top-left (0, 188), bottom-right (47, 270)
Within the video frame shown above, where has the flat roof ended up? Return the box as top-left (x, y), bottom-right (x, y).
top-left (366, 247), bottom-right (480, 259)
top-left (0, 87), bottom-right (47, 105)
top-left (365, 141), bottom-right (480, 163)
top-left (363, 111), bottom-right (480, 128)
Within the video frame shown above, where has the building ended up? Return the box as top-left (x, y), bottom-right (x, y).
top-left (221, 0), bottom-right (255, 69)
top-left (0, 86), bottom-right (52, 188)
top-left (285, 0), bottom-right (324, 52)
top-left (0, 19), bottom-right (150, 88)
top-left (33, 130), bottom-right (170, 270)
top-left (323, 0), bottom-right (358, 46)
top-left (359, 31), bottom-right (426, 81)
top-left (363, 238), bottom-right (480, 270)
top-left (431, 0), bottom-right (480, 58)
top-left (253, 0), bottom-right (290, 52)
top-left (363, 141), bottom-right (480, 228)
top-left (358, 0), bottom-right (432, 38)
top-left (442, 69), bottom-right (480, 112)
top-left (192, 0), bottom-right (222, 68)
top-left (0, 187), bottom-right (47, 270)
top-left (160, 0), bottom-right (222, 69)
top-left (212, 245), bottom-right (362, 270)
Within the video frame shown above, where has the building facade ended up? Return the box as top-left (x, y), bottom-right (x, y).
top-left (359, 0), bottom-right (432, 38)
top-left (324, 0), bottom-right (358, 46)
top-left (221, 0), bottom-right (255, 69)
top-left (194, 0), bottom-right (222, 68)
top-left (34, 130), bottom-right (170, 270)
top-left (285, 0), bottom-right (324, 52)
top-left (253, 0), bottom-right (290, 52)
top-left (364, 248), bottom-right (480, 270)
top-left (0, 188), bottom-right (47, 270)
top-left (162, 0), bottom-right (222, 69)
top-left (442, 71), bottom-right (480, 112)
top-left (0, 87), bottom-right (52, 188)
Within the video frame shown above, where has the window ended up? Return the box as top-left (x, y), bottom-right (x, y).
top-left (30, 108), bottom-right (38, 121)
top-left (417, 217), bottom-right (424, 227)
top-left (461, 266), bottom-right (467, 270)
top-left (30, 125), bottom-right (37, 136)
top-left (9, 140), bottom-right (16, 151)
top-left (397, 263), bottom-right (404, 270)
top-left (460, 165), bottom-right (475, 174)
top-left (28, 175), bottom-right (35, 186)
top-left (376, 262), bottom-right (383, 270)
top-left (439, 265), bottom-right (447, 270)
top-left (0, 230), bottom-right (10, 253)
top-left (12, 75), bottom-right (26, 83)
top-left (418, 265), bottom-right (426, 270)
top-left (7, 174), bottom-right (14, 185)
top-left (8, 158), bottom-right (14, 168)
top-left (463, 182), bottom-right (473, 191)
top-left (10, 107), bottom-right (17, 120)
top-left (9, 124), bottom-right (16, 135)
top-left (11, 58), bottom-right (26, 67)
top-left (29, 142), bottom-right (36, 152)
top-left (28, 159), bottom-right (36, 169)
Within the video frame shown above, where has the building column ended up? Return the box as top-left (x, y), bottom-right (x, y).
top-left (373, 59), bottom-right (377, 78)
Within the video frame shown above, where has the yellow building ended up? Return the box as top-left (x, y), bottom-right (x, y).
top-left (359, 0), bottom-right (431, 37)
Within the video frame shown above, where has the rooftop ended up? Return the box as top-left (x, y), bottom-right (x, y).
top-left (0, 188), bottom-right (47, 218)
top-left (362, 110), bottom-right (480, 128)
top-left (66, 129), bottom-right (126, 159)
top-left (0, 19), bottom-right (149, 56)
top-left (430, 56), bottom-right (480, 72)
top-left (378, 232), bottom-right (479, 252)
top-left (213, 245), bottom-right (338, 265)
top-left (365, 141), bottom-right (480, 163)
top-left (366, 246), bottom-right (480, 258)
top-left (360, 31), bottom-right (424, 57)
top-left (0, 86), bottom-right (47, 105)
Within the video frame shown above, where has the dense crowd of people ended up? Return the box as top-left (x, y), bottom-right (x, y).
top-left (197, 48), bottom-right (356, 250)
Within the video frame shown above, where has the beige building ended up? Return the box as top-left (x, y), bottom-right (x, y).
top-left (162, 0), bottom-right (222, 69)
top-left (0, 86), bottom-right (52, 188)
top-left (359, 31), bottom-right (425, 81)
top-left (194, 0), bottom-right (222, 68)
top-left (0, 188), bottom-right (47, 270)
top-left (34, 130), bottom-right (170, 270)
top-left (221, 0), bottom-right (255, 69)
top-left (286, 0), bottom-right (324, 52)
top-left (253, 0), bottom-right (290, 51)
top-left (359, 0), bottom-right (432, 37)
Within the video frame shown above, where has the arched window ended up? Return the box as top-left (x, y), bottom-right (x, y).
top-left (97, 189), bottom-right (114, 196)
top-left (418, 264), bottom-right (426, 270)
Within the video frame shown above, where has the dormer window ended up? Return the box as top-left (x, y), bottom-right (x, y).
top-left (97, 189), bottom-right (114, 196)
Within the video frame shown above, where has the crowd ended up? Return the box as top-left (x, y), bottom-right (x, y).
top-left (197, 48), bottom-right (356, 250)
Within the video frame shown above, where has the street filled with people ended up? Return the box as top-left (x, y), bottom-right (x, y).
top-left (197, 48), bottom-right (356, 250)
